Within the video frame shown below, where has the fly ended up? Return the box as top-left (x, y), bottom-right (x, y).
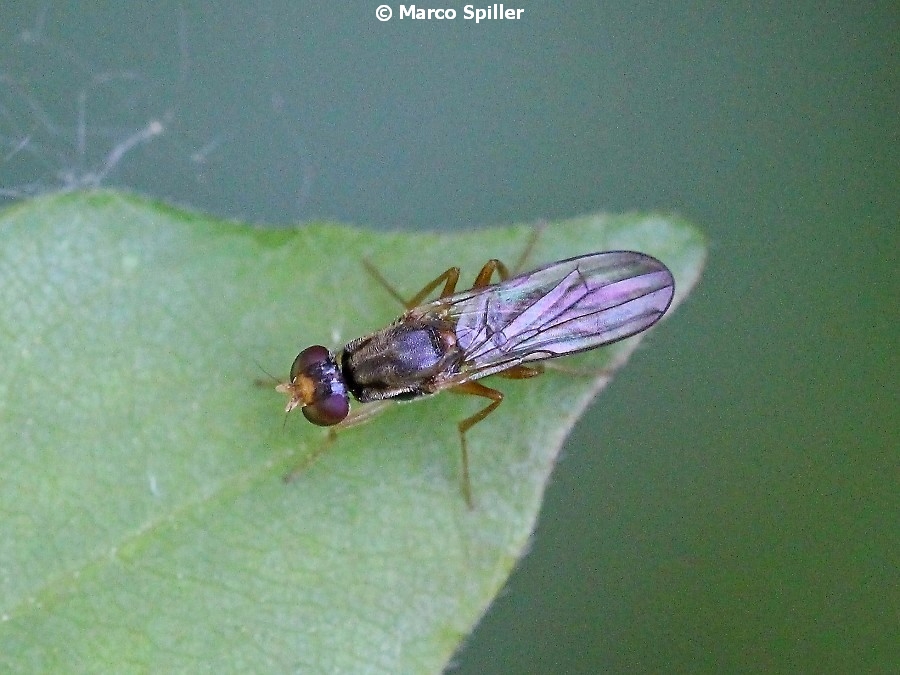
top-left (276, 250), bottom-right (675, 506)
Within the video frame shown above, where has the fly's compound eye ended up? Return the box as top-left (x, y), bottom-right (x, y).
top-left (302, 391), bottom-right (350, 426)
top-left (287, 345), bottom-right (350, 426)
top-left (289, 344), bottom-right (332, 382)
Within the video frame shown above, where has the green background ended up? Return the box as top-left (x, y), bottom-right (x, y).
top-left (1, 2), bottom-right (895, 672)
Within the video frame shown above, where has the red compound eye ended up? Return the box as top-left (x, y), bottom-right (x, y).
top-left (287, 345), bottom-right (349, 426)
top-left (289, 344), bottom-right (332, 382)
top-left (301, 391), bottom-right (350, 426)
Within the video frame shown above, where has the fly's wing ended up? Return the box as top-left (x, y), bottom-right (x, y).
top-left (427, 251), bottom-right (675, 380)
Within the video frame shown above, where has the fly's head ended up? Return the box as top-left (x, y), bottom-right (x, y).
top-left (276, 345), bottom-right (350, 426)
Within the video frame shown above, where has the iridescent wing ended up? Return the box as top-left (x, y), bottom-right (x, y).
top-left (416, 251), bottom-right (675, 381)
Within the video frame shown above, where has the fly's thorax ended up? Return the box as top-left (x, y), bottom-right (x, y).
top-left (340, 316), bottom-right (462, 402)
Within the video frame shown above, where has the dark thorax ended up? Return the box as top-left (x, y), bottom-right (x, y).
top-left (339, 315), bottom-right (462, 402)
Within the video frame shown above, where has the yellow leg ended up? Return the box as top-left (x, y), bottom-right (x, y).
top-left (363, 259), bottom-right (461, 309)
top-left (363, 224), bottom-right (544, 310)
top-left (450, 381), bottom-right (505, 508)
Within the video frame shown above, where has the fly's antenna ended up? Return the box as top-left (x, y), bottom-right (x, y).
top-left (252, 358), bottom-right (280, 385)
top-left (251, 359), bottom-right (291, 430)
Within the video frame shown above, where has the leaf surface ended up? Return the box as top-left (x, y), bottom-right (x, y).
top-left (0, 191), bottom-right (705, 672)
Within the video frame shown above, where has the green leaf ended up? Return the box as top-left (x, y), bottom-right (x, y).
top-left (0, 190), bottom-right (705, 672)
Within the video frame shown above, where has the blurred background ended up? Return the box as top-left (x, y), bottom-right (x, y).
top-left (1, 2), bottom-right (895, 672)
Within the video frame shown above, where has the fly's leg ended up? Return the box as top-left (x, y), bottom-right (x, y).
top-left (451, 381), bottom-right (504, 509)
top-left (450, 365), bottom-right (541, 508)
top-left (282, 400), bottom-right (391, 483)
top-left (470, 258), bottom-right (510, 288)
top-left (364, 260), bottom-right (461, 309)
top-left (363, 256), bottom-right (505, 309)
top-left (454, 225), bottom-right (545, 289)
top-left (283, 428), bottom-right (337, 483)
top-left (497, 364), bottom-right (543, 380)
top-left (365, 254), bottom-right (514, 309)
top-left (510, 221), bottom-right (546, 274)
top-left (448, 221), bottom-right (546, 290)
top-left (542, 361), bottom-right (614, 377)
top-left (364, 223), bottom-right (544, 310)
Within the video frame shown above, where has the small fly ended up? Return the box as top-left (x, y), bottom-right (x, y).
top-left (277, 249), bottom-right (675, 506)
